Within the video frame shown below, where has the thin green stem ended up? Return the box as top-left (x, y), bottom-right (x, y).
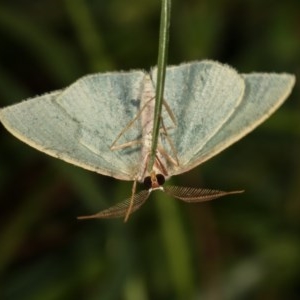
top-left (148, 0), bottom-right (171, 172)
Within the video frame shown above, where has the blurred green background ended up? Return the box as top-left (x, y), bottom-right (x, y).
top-left (0, 0), bottom-right (299, 299)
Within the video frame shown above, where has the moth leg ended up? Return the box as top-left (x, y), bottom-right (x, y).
top-left (124, 179), bottom-right (138, 222)
top-left (110, 97), bottom-right (155, 150)
top-left (163, 100), bottom-right (177, 126)
top-left (157, 144), bottom-right (178, 167)
top-left (159, 117), bottom-right (179, 166)
top-left (110, 139), bottom-right (142, 151)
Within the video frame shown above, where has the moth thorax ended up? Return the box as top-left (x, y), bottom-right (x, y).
top-left (143, 132), bottom-right (153, 149)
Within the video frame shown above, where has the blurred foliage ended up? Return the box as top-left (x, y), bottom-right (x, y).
top-left (0, 0), bottom-right (300, 299)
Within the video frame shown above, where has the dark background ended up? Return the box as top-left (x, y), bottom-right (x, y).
top-left (0, 0), bottom-right (299, 299)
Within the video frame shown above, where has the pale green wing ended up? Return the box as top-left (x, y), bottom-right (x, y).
top-left (0, 71), bottom-right (146, 180)
top-left (170, 72), bottom-right (295, 176)
top-left (151, 60), bottom-right (245, 175)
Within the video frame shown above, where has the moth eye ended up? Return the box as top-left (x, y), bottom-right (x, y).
top-left (156, 174), bottom-right (165, 186)
top-left (143, 176), bottom-right (152, 189)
